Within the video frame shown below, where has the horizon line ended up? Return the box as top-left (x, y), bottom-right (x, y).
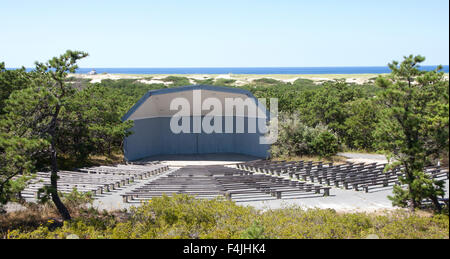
top-left (6, 65), bottom-right (449, 69)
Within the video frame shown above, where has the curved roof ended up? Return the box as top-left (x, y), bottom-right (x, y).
top-left (122, 85), bottom-right (267, 121)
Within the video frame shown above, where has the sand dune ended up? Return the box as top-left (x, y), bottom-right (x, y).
top-left (69, 73), bottom-right (386, 85)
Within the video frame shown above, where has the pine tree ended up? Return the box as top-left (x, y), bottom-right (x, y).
top-left (375, 55), bottom-right (449, 212)
top-left (1, 51), bottom-right (134, 218)
top-left (2, 51), bottom-right (88, 220)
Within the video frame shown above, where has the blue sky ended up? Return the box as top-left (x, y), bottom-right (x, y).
top-left (1, 0), bottom-right (449, 68)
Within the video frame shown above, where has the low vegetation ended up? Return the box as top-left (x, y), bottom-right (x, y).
top-left (3, 194), bottom-right (449, 239)
top-left (161, 76), bottom-right (192, 86)
top-left (214, 78), bottom-right (237, 86)
top-left (270, 113), bottom-right (338, 159)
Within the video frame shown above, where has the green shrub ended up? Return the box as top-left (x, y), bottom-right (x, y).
top-left (311, 131), bottom-right (339, 158)
top-left (292, 78), bottom-right (318, 90)
top-left (194, 78), bottom-right (215, 85)
top-left (252, 78), bottom-right (282, 85)
top-left (270, 113), bottom-right (339, 158)
top-left (61, 188), bottom-right (94, 209)
top-left (6, 195), bottom-right (449, 239)
top-left (161, 76), bottom-right (191, 86)
top-left (214, 78), bottom-right (236, 86)
top-left (240, 221), bottom-right (267, 239)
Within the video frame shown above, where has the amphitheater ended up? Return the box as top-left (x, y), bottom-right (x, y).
top-left (14, 85), bottom-right (450, 212)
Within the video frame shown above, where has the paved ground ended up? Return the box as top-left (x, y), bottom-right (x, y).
top-left (338, 152), bottom-right (388, 164)
top-left (91, 167), bottom-right (181, 211)
top-left (139, 153), bottom-right (261, 167)
top-left (237, 182), bottom-right (397, 212)
top-left (227, 164), bottom-right (396, 213)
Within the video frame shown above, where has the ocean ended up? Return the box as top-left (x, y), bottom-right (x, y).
top-left (10, 66), bottom-right (450, 75)
top-left (74, 66), bottom-right (450, 74)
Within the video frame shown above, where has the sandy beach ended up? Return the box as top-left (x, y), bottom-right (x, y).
top-left (69, 73), bottom-right (391, 86)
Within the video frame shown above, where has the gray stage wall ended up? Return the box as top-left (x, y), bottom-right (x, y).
top-left (123, 116), bottom-right (270, 161)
